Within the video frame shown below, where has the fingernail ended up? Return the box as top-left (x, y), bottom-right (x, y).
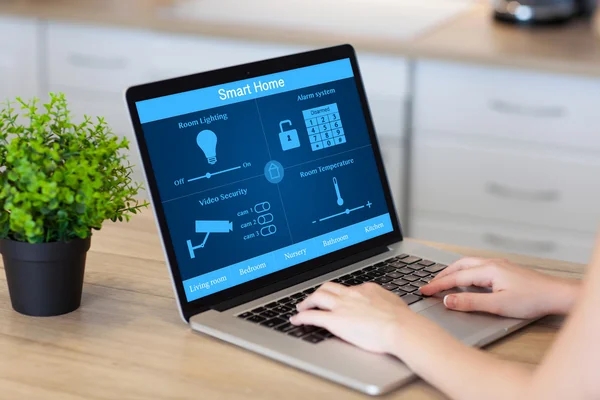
top-left (289, 315), bottom-right (297, 324)
top-left (444, 295), bottom-right (455, 308)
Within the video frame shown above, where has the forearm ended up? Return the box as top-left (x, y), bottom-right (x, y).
top-left (390, 317), bottom-right (532, 400)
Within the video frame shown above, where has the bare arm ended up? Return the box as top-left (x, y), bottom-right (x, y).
top-left (292, 236), bottom-right (600, 400)
top-left (525, 235), bottom-right (600, 399)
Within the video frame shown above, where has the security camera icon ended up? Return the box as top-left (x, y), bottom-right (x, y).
top-left (186, 220), bottom-right (233, 259)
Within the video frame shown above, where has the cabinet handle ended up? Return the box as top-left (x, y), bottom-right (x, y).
top-left (483, 233), bottom-right (556, 253)
top-left (489, 99), bottom-right (566, 118)
top-left (68, 53), bottom-right (127, 70)
top-left (485, 182), bottom-right (560, 202)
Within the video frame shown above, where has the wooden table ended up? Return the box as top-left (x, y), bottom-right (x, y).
top-left (0, 212), bottom-right (587, 399)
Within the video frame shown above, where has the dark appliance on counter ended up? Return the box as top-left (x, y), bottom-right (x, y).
top-left (493, 0), bottom-right (597, 23)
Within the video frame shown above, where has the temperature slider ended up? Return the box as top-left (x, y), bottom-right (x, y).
top-left (195, 220), bottom-right (233, 233)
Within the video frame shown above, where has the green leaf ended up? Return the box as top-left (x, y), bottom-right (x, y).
top-left (0, 93), bottom-right (148, 243)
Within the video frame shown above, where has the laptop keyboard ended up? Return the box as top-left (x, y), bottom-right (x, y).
top-left (237, 253), bottom-right (447, 344)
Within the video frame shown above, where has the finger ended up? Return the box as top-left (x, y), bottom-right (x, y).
top-left (296, 290), bottom-right (339, 312)
top-left (432, 257), bottom-right (488, 281)
top-left (419, 266), bottom-right (495, 296)
top-left (290, 310), bottom-right (335, 328)
top-left (443, 292), bottom-right (504, 315)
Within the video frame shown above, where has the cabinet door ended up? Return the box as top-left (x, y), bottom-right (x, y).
top-left (148, 34), bottom-right (308, 81)
top-left (378, 136), bottom-right (405, 222)
top-left (0, 17), bottom-right (39, 101)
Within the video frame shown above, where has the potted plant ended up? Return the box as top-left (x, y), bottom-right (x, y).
top-left (0, 93), bottom-right (147, 316)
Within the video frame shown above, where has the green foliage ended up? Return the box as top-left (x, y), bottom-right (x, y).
top-left (0, 93), bottom-right (148, 243)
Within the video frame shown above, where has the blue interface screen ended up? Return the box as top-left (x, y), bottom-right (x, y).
top-left (136, 58), bottom-right (394, 302)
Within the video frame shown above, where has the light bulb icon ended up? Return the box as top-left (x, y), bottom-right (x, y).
top-left (196, 129), bottom-right (218, 165)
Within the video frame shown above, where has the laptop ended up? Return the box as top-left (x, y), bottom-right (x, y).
top-left (125, 44), bottom-right (533, 396)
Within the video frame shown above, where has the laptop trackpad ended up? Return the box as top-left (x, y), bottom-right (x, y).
top-left (418, 302), bottom-right (506, 341)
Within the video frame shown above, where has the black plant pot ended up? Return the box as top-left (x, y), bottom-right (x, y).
top-left (0, 237), bottom-right (91, 317)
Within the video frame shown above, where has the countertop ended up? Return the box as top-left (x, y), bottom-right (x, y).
top-left (0, 211), bottom-right (586, 399)
top-left (0, 0), bottom-right (600, 78)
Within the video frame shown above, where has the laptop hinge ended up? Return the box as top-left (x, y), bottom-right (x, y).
top-left (212, 245), bottom-right (390, 312)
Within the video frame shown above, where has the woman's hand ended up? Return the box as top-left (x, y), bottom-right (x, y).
top-left (290, 282), bottom-right (431, 354)
top-left (419, 257), bottom-right (580, 319)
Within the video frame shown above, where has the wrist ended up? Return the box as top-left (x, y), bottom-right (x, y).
top-left (544, 277), bottom-right (581, 315)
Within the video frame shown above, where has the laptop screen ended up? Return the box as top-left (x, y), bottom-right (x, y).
top-left (135, 58), bottom-right (394, 302)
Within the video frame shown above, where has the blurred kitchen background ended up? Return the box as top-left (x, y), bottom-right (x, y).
top-left (1, 0), bottom-right (599, 264)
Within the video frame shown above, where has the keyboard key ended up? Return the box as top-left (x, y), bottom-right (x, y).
top-left (418, 260), bottom-right (436, 267)
top-left (272, 305), bottom-right (292, 314)
top-left (396, 254), bottom-right (410, 260)
top-left (407, 264), bottom-right (424, 271)
top-left (276, 322), bottom-right (297, 333)
top-left (288, 328), bottom-right (309, 338)
top-left (291, 293), bottom-right (304, 299)
top-left (350, 270), bottom-right (364, 277)
top-left (364, 266), bottom-right (376, 271)
top-left (238, 312), bottom-right (253, 319)
top-left (382, 283), bottom-right (398, 291)
top-left (288, 298), bottom-right (303, 307)
top-left (424, 264), bottom-right (447, 273)
top-left (378, 266), bottom-right (396, 273)
top-left (403, 275), bottom-right (420, 282)
top-left (399, 284), bottom-right (418, 293)
top-left (303, 288), bottom-right (316, 294)
top-left (374, 262), bottom-right (387, 267)
top-left (303, 334), bottom-right (325, 344)
top-left (392, 289), bottom-right (407, 296)
top-left (252, 307), bottom-right (266, 313)
top-left (412, 280), bottom-right (427, 288)
top-left (389, 261), bottom-right (407, 267)
top-left (345, 279), bottom-right (362, 286)
top-left (281, 312), bottom-right (295, 320)
top-left (386, 271), bottom-right (404, 279)
top-left (340, 274), bottom-right (353, 280)
top-left (392, 278), bottom-right (409, 286)
top-left (421, 276), bottom-right (435, 284)
top-left (402, 256), bottom-right (422, 264)
top-left (398, 267), bottom-right (413, 275)
top-left (353, 276), bottom-right (368, 283)
top-left (260, 310), bottom-right (278, 319)
top-left (414, 270), bottom-right (430, 278)
top-left (332, 278), bottom-right (343, 283)
top-left (401, 294), bottom-right (423, 305)
top-left (370, 270), bottom-right (385, 277)
top-left (261, 317), bottom-right (286, 328)
top-left (247, 315), bottom-right (267, 323)
top-left (278, 297), bottom-right (293, 304)
top-left (265, 302), bottom-right (279, 308)
top-left (362, 273), bottom-right (377, 281)
top-left (374, 276), bottom-right (393, 284)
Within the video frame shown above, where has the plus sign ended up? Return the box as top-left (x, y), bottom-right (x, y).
top-left (366, 201), bottom-right (372, 208)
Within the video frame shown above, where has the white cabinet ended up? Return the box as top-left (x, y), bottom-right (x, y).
top-left (46, 23), bottom-right (153, 93)
top-left (414, 61), bottom-right (600, 151)
top-left (411, 59), bottom-right (600, 263)
top-left (148, 34), bottom-right (308, 80)
top-left (0, 17), bottom-right (39, 101)
top-left (412, 211), bottom-right (594, 265)
top-left (412, 139), bottom-right (600, 233)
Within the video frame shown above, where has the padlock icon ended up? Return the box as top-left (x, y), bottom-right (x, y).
top-left (278, 120), bottom-right (301, 151)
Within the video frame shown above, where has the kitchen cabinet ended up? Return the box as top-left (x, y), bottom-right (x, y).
top-left (411, 60), bottom-right (600, 262)
top-left (0, 17), bottom-right (39, 101)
